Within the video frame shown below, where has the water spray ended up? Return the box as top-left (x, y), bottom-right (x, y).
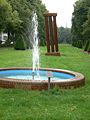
top-left (31, 12), bottom-right (40, 79)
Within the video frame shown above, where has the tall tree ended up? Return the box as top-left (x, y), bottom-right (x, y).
top-left (82, 8), bottom-right (90, 41)
top-left (58, 27), bottom-right (72, 44)
top-left (6, 10), bottom-right (22, 41)
top-left (35, 0), bottom-right (47, 46)
top-left (0, 0), bottom-right (22, 46)
top-left (7, 0), bottom-right (32, 46)
top-left (8, 0), bottom-right (47, 47)
top-left (0, 0), bottom-right (12, 32)
top-left (71, 0), bottom-right (89, 45)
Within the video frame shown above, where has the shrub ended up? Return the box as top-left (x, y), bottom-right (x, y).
top-left (5, 39), bottom-right (12, 47)
top-left (84, 41), bottom-right (89, 51)
top-left (72, 40), bottom-right (77, 47)
top-left (72, 40), bottom-right (75, 46)
top-left (76, 41), bottom-right (79, 47)
top-left (87, 43), bottom-right (90, 52)
top-left (77, 40), bottom-right (83, 48)
top-left (0, 44), bottom-right (13, 48)
top-left (0, 40), bottom-right (2, 44)
top-left (14, 35), bottom-right (26, 50)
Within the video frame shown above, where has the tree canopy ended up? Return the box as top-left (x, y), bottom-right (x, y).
top-left (71, 0), bottom-right (90, 46)
top-left (0, 0), bottom-right (47, 48)
top-left (82, 7), bottom-right (90, 39)
top-left (58, 27), bottom-right (72, 44)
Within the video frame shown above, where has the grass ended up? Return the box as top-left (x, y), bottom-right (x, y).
top-left (0, 44), bottom-right (90, 120)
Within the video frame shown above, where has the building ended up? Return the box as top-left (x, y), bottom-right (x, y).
top-left (0, 32), bottom-right (8, 44)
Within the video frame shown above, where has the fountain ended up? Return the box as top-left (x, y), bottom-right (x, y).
top-left (31, 12), bottom-right (39, 80)
top-left (0, 12), bottom-right (85, 90)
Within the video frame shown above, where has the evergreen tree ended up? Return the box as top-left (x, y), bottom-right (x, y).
top-left (84, 40), bottom-right (89, 51)
top-left (87, 43), bottom-right (90, 52)
top-left (58, 27), bottom-right (72, 44)
top-left (82, 8), bottom-right (90, 41)
top-left (71, 0), bottom-right (89, 46)
top-left (14, 34), bottom-right (26, 50)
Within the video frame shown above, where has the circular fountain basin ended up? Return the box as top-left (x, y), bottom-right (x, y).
top-left (0, 67), bottom-right (85, 90)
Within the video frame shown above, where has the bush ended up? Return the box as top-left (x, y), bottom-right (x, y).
top-left (87, 43), bottom-right (90, 52)
top-left (72, 40), bottom-right (77, 47)
top-left (72, 40), bottom-right (74, 46)
top-left (14, 35), bottom-right (26, 50)
top-left (5, 39), bottom-right (12, 47)
top-left (0, 40), bottom-right (2, 44)
top-left (77, 40), bottom-right (83, 48)
top-left (0, 44), bottom-right (13, 48)
top-left (84, 41), bottom-right (89, 51)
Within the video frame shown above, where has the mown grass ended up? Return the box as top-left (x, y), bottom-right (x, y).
top-left (0, 44), bottom-right (90, 120)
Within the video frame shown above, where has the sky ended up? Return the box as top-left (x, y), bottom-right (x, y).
top-left (42, 0), bottom-right (78, 28)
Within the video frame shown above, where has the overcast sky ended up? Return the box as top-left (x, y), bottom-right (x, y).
top-left (42, 0), bottom-right (78, 28)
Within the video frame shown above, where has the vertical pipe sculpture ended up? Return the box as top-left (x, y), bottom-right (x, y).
top-left (44, 13), bottom-right (60, 56)
top-left (53, 16), bottom-right (58, 52)
top-left (44, 16), bottom-right (50, 53)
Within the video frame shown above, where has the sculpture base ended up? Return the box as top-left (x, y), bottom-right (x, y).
top-left (45, 52), bottom-right (60, 56)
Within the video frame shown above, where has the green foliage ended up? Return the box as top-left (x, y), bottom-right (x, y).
top-left (72, 40), bottom-right (76, 47)
top-left (14, 35), bottom-right (26, 50)
top-left (6, 10), bottom-right (22, 32)
top-left (0, 0), bottom-right (22, 32)
top-left (58, 27), bottom-right (72, 44)
top-left (7, 0), bottom-right (32, 47)
top-left (4, 39), bottom-right (12, 47)
top-left (0, 0), bottom-right (12, 32)
top-left (72, 40), bottom-right (78, 47)
top-left (77, 40), bottom-right (83, 48)
top-left (0, 0), bottom-right (47, 47)
top-left (8, 0), bottom-right (47, 47)
top-left (72, 40), bottom-right (83, 49)
top-left (82, 8), bottom-right (90, 40)
top-left (84, 40), bottom-right (89, 51)
top-left (87, 42), bottom-right (90, 52)
top-left (36, 1), bottom-right (47, 46)
top-left (0, 40), bottom-right (2, 44)
top-left (71, 0), bottom-right (90, 46)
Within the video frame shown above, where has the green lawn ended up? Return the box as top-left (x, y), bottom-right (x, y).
top-left (0, 44), bottom-right (90, 120)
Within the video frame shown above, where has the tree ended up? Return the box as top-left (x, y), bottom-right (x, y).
top-left (0, 0), bottom-right (47, 48)
top-left (14, 34), bottom-right (26, 50)
top-left (58, 27), bottom-right (72, 44)
top-left (71, 0), bottom-right (89, 46)
top-left (0, 0), bottom-right (22, 47)
top-left (0, 0), bottom-right (12, 32)
top-left (8, 0), bottom-right (47, 47)
top-left (82, 8), bottom-right (90, 41)
top-left (7, 0), bottom-right (32, 46)
top-left (6, 10), bottom-right (22, 43)
top-left (84, 40), bottom-right (89, 51)
top-left (87, 43), bottom-right (90, 52)
top-left (35, 0), bottom-right (47, 46)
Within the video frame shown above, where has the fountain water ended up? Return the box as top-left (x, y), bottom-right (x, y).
top-left (31, 12), bottom-right (40, 79)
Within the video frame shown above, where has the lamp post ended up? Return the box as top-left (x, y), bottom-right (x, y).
top-left (47, 71), bottom-right (53, 90)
